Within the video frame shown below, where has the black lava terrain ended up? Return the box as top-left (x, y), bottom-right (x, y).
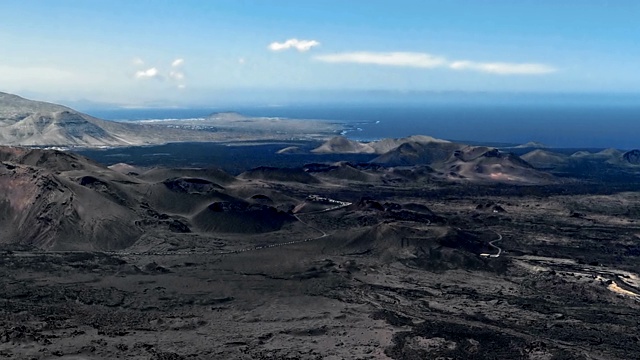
top-left (1, 143), bottom-right (640, 359)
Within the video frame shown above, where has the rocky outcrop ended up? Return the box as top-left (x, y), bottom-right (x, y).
top-left (623, 149), bottom-right (640, 165)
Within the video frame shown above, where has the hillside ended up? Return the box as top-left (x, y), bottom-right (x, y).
top-left (0, 145), bottom-right (300, 250)
top-left (372, 141), bottom-right (463, 166)
top-left (623, 149), bottom-right (640, 165)
top-left (0, 92), bottom-right (341, 147)
top-left (311, 136), bottom-right (376, 154)
top-left (0, 146), bottom-right (143, 249)
top-left (0, 92), bottom-right (150, 147)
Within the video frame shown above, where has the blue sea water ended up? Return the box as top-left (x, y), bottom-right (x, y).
top-left (87, 103), bottom-right (640, 150)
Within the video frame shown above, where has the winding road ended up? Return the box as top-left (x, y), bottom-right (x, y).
top-left (481, 231), bottom-right (503, 258)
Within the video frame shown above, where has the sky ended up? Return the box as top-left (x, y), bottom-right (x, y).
top-left (0, 0), bottom-right (639, 106)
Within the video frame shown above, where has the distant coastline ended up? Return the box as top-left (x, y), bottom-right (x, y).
top-left (86, 103), bottom-right (640, 150)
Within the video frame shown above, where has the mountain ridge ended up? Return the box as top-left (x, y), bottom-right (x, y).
top-left (0, 92), bottom-right (157, 147)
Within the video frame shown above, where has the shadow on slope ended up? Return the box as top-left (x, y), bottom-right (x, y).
top-left (0, 161), bottom-right (142, 250)
top-left (326, 223), bottom-right (508, 273)
top-left (239, 166), bottom-right (321, 184)
top-left (192, 201), bottom-right (295, 233)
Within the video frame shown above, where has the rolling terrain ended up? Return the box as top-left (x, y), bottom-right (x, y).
top-left (1, 144), bottom-right (640, 359)
top-left (309, 136), bottom-right (554, 184)
top-left (3, 92), bottom-right (640, 360)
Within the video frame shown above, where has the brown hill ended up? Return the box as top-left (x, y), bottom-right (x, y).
top-left (0, 150), bottom-right (143, 250)
top-left (441, 147), bottom-right (551, 184)
top-left (304, 162), bottom-right (378, 183)
top-left (311, 136), bottom-right (376, 154)
top-left (521, 149), bottom-right (569, 169)
top-left (312, 134), bottom-right (451, 155)
top-left (372, 141), bottom-right (463, 166)
top-left (372, 143), bottom-right (551, 184)
top-left (369, 135), bottom-right (451, 154)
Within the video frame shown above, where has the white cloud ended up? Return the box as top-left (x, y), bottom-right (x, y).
top-left (449, 61), bottom-right (556, 75)
top-left (238, 57), bottom-right (246, 64)
top-left (171, 58), bottom-right (184, 67)
top-left (314, 51), bottom-right (556, 75)
top-left (268, 38), bottom-right (320, 52)
top-left (169, 70), bottom-right (185, 81)
top-left (134, 67), bottom-right (160, 79)
top-left (132, 57), bottom-right (145, 66)
top-left (169, 59), bottom-right (186, 88)
top-left (314, 52), bottom-right (446, 68)
top-left (131, 59), bottom-right (188, 87)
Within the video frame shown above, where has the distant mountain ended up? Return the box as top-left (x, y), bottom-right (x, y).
top-left (372, 142), bottom-right (550, 184)
top-left (0, 92), bottom-right (150, 147)
top-left (571, 148), bottom-right (623, 159)
top-left (206, 112), bottom-right (246, 121)
top-left (521, 149), bottom-right (569, 169)
top-left (372, 141), bottom-right (462, 166)
top-left (304, 162), bottom-right (378, 182)
top-left (310, 135), bottom-right (548, 183)
top-left (312, 136), bottom-right (376, 154)
top-left (515, 141), bottom-right (548, 149)
top-left (439, 146), bottom-right (551, 183)
top-left (569, 148), bottom-right (628, 166)
top-left (311, 134), bottom-right (450, 155)
top-left (0, 92), bottom-right (338, 148)
top-left (369, 135), bottom-right (451, 154)
top-left (519, 147), bottom-right (640, 174)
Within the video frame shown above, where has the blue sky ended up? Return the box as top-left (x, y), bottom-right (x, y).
top-left (0, 0), bottom-right (639, 106)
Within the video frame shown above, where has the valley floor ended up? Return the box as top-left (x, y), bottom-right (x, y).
top-left (2, 179), bottom-right (640, 359)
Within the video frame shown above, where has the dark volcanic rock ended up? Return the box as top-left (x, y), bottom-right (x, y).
top-left (570, 212), bottom-right (587, 218)
top-left (438, 230), bottom-right (486, 253)
top-left (168, 220), bottom-right (191, 233)
top-left (163, 177), bottom-right (223, 193)
top-left (356, 197), bottom-right (385, 211)
top-left (240, 166), bottom-right (320, 184)
top-left (193, 201), bottom-right (295, 233)
top-left (623, 149), bottom-right (640, 165)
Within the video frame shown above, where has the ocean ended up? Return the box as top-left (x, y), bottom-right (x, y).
top-left (86, 103), bottom-right (640, 150)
